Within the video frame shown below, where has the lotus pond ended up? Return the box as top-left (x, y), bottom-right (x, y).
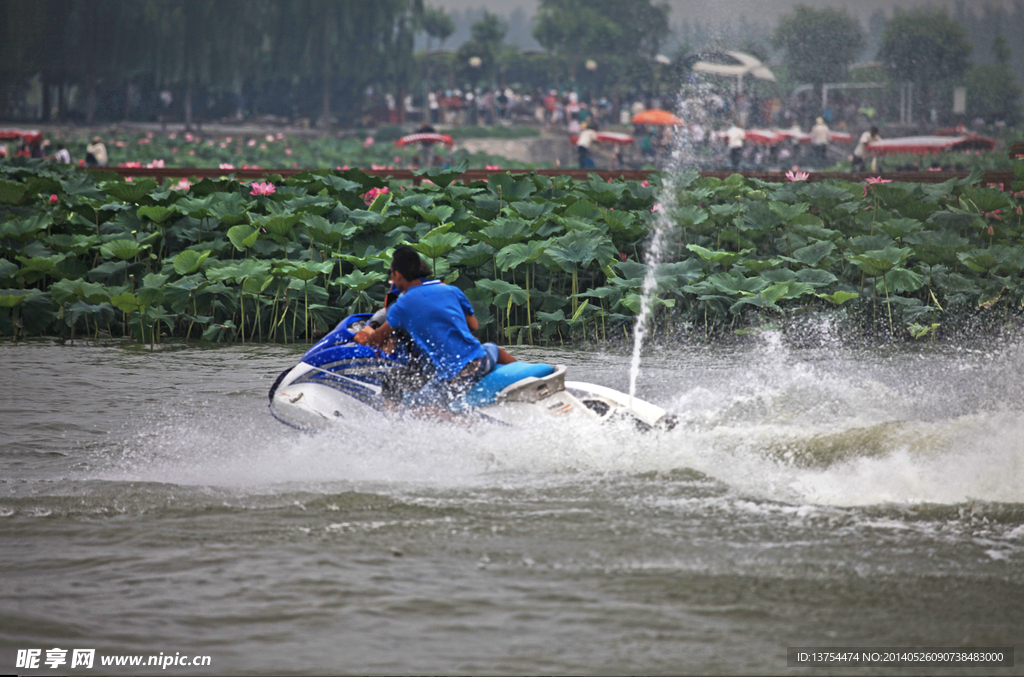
top-left (1, 157), bottom-right (1023, 347)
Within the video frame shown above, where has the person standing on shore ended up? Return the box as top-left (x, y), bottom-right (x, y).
top-left (810, 117), bottom-right (830, 164)
top-left (852, 126), bottom-right (880, 172)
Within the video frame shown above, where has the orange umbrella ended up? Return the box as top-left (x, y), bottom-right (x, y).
top-left (631, 109), bottom-right (683, 126)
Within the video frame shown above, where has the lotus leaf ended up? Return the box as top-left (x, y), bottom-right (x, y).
top-left (476, 279), bottom-right (528, 308)
top-left (878, 268), bottom-right (924, 293)
top-left (477, 219), bottom-right (531, 250)
top-left (686, 245), bottom-right (753, 269)
top-left (111, 291), bottom-right (143, 313)
top-left (226, 224), bottom-right (260, 252)
top-left (331, 268), bottom-right (382, 293)
top-left (100, 239), bottom-right (149, 261)
top-left (850, 247), bottom-right (911, 277)
top-left (795, 269), bottom-right (838, 287)
top-left (957, 251), bottom-right (1001, 273)
top-left (495, 239), bottom-right (552, 271)
top-left (786, 240), bottom-right (835, 267)
top-left (545, 230), bottom-right (616, 272)
top-left (817, 290), bottom-right (859, 305)
top-left (0, 179), bottom-right (28, 204)
top-left (103, 179), bottom-right (158, 204)
top-left (413, 232), bottom-right (466, 260)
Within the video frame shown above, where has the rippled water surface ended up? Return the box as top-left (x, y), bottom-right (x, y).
top-left (2, 336), bottom-right (1023, 675)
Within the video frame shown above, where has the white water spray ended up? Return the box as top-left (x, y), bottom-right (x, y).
top-left (628, 85), bottom-right (711, 406)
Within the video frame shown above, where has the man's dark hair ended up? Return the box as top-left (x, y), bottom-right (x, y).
top-left (391, 245), bottom-right (425, 281)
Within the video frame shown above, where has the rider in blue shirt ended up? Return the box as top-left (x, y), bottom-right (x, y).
top-left (354, 245), bottom-right (513, 410)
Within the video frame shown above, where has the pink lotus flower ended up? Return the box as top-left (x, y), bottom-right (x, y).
top-left (250, 181), bottom-right (276, 196)
top-left (169, 132), bottom-right (177, 140)
top-left (185, 132), bottom-right (194, 142)
top-left (225, 136), bottom-right (233, 143)
top-left (276, 133), bottom-right (284, 141)
top-left (145, 159), bottom-right (165, 168)
top-left (983, 210), bottom-right (1002, 221)
top-left (641, 180), bottom-right (649, 187)
top-left (285, 148), bottom-right (292, 156)
top-left (125, 177), bottom-right (133, 182)
top-left (785, 169), bottom-right (809, 182)
top-left (219, 163), bottom-right (235, 170)
top-left (651, 204), bottom-right (663, 213)
top-left (371, 163), bottom-right (385, 170)
top-left (219, 142), bottom-right (227, 149)
top-left (145, 132), bottom-right (153, 138)
top-left (138, 138), bottom-right (150, 145)
top-left (49, 194), bottom-right (58, 205)
top-left (247, 139), bottom-right (256, 147)
top-left (259, 143), bottom-right (267, 150)
top-left (171, 147), bottom-right (178, 154)
top-left (265, 134), bottom-right (274, 142)
top-left (620, 252), bottom-right (628, 261)
top-left (174, 178), bottom-right (191, 191)
top-left (188, 149), bottom-right (196, 156)
top-left (1017, 205), bottom-right (1023, 216)
top-left (115, 141), bottom-right (127, 148)
top-left (863, 176), bottom-right (892, 197)
top-left (362, 137), bottom-right (374, 148)
top-left (486, 164), bottom-right (501, 170)
top-left (363, 186), bottom-right (389, 206)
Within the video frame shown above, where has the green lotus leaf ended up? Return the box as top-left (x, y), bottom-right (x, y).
top-left (0, 179), bottom-right (27, 205)
top-left (448, 242), bottom-right (493, 268)
top-left (173, 250), bottom-right (211, 275)
top-left (495, 239), bottom-right (553, 271)
top-left (103, 178), bottom-right (158, 204)
top-left (335, 268), bottom-right (385, 290)
top-left (850, 247), bottom-right (911, 278)
top-left (100, 239), bottom-right (149, 261)
top-left (476, 278), bottom-right (528, 308)
top-left (412, 231), bottom-right (466, 260)
top-left (817, 290), bottom-right (859, 305)
top-left (880, 267), bottom-right (924, 293)
top-left (786, 240), bottom-right (835, 267)
top-left (226, 224), bottom-right (260, 251)
top-left (110, 291), bottom-right (143, 313)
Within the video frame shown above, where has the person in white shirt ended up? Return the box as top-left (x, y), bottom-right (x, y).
top-left (576, 121), bottom-right (600, 168)
top-left (53, 144), bottom-right (72, 164)
top-left (852, 126), bottom-right (879, 172)
top-left (726, 122), bottom-right (745, 169)
top-left (810, 117), bottom-right (830, 162)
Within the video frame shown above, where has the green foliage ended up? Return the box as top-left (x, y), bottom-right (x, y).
top-left (877, 8), bottom-right (971, 98)
top-left (3, 159), bottom-right (1024, 346)
top-left (772, 5), bottom-right (865, 87)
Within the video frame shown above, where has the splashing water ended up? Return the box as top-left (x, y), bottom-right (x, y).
top-left (628, 85), bottom-right (711, 405)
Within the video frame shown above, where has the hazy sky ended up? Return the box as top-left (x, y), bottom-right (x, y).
top-left (431, 0), bottom-right (1015, 20)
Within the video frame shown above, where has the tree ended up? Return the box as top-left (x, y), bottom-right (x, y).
top-left (455, 10), bottom-right (507, 86)
top-left (421, 5), bottom-right (454, 52)
top-left (964, 33), bottom-right (1021, 124)
top-left (532, 0), bottom-right (670, 62)
top-left (877, 7), bottom-right (971, 109)
top-left (771, 5), bottom-right (865, 93)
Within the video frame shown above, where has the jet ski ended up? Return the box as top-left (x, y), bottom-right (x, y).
top-left (269, 313), bottom-right (674, 431)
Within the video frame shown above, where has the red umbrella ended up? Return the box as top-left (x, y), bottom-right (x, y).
top-left (631, 109), bottom-right (683, 125)
top-left (744, 129), bottom-right (783, 146)
top-left (0, 129), bottom-right (43, 144)
top-left (866, 135), bottom-right (996, 156)
top-left (395, 132), bottom-right (453, 147)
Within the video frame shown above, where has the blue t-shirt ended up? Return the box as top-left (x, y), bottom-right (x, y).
top-left (386, 280), bottom-right (485, 380)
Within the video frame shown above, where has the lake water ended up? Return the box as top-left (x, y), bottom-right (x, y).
top-left (2, 333), bottom-right (1023, 675)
